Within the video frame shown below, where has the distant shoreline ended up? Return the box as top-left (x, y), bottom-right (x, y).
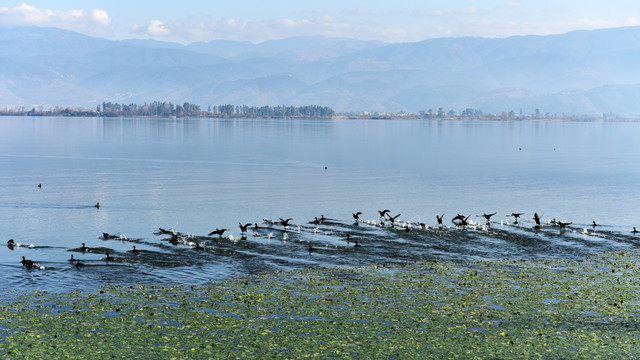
top-left (0, 111), bottom-right (636, 122)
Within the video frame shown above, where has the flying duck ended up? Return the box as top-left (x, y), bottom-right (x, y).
top-left (385, 213), bottom-right (401, 223)
top-left (436, 214), bottom-right (444, 225)
top-left (239, 223), bottom-right (252, 233)
top-left (533, 213), bottom-right (543, 226)
top-left (352, 212), bottom-right (362, 221)
top-left (477, 212), bottom-right (496, 223)
top-left (509, 213), bottom-right (524, 222)
top-left (208, 228), bottom-right (228, 237)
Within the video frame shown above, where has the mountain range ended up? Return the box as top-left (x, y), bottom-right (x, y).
top-left (1, 25), bottom-right (640, 116)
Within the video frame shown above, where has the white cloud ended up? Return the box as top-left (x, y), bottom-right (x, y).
top-left (0, 3), bottom-right (111, 35)
top-left (92, 9), bottom-right (111, 26)
top-left (146, 20), bottom-right (170, 36)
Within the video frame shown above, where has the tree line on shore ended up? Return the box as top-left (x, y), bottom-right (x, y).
top-left (0, 101), bottom-right (335, 119)
top-left (0, 102), bottom-right (623, 122)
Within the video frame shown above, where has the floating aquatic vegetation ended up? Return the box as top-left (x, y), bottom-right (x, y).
top-left (2, 250), bottom-right (640, 358)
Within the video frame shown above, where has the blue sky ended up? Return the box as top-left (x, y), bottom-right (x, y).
top-left (1, 1), bottom-right (639, 43)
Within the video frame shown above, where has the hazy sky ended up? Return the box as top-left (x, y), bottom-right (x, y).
top-left (1, 1), bottom-right (639, 43)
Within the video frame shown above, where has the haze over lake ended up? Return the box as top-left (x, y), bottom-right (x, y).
top-left (1, 116), bottom-right (639, 294)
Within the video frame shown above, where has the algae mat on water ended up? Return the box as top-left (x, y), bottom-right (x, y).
top-left (2, 251), bottom-right (640, 359)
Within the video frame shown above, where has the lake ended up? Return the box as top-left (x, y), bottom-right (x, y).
top-left (1, 116), bottom-right (639, 295)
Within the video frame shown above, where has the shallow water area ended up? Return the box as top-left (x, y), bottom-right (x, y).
top-left (1, 116), bottom-right (639, 294)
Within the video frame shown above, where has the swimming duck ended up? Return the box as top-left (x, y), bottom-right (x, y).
top-left (7, 239), bottom-right (15, 248)
top-left (104, 253), bottom-right (114, 261)
top-left (75, 259), bottom-right (85, 267)
top-left (21, 256), bottom-right (33, 267)
top-left (94, 202), bottom-right (100, 209)
top-left (68, 254), bottom-right (75, 262)
top-left (81, 243), bottom-right (88, 252)
top-left (131, 245), bottom-right (140, 252)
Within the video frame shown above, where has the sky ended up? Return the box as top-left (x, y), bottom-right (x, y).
top-left (0, 1), bottom-right (639, 44)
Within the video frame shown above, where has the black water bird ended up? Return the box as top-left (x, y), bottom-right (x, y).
top-left (37, 183), bottom-right (41, 188)
top-left (279, 218), bottom-right (293, 227)
top-left (592, 221), bottom-right (598, 229)
top-left (417, 222), bottom-right (426, 229)
top-left (436, 214), bottom-right (444, 225)
top-left (354, 240), bottom-right (361, 247)
top-left (104, 253), bottom-right (114, 261)
top-left (158, 228), bottom-right (177, 235)
top-left (21, 256), bottom-right (33, 267)
top-left (208, 228), bottom-right (228, 237)
top-left (385, 213), bottom-right (401, 223)
top-left (195, 243), bottom-right (205, 251)
top-left (94, 202), bottom-right (100, 209)
top-left (633, 227), bottom-right (638, 234)
top-left (533, 213), bottom-right (543, 226)
top-left (378, 209), bottom-right (390, 218)
top-left (131, 245), bottom-right (140, 253)
top-left (352, 212), bottom-right (362, 221)
top-left (452, 215), bottom-right (471, 227)
top-left (102, 232), bottom-right (120, 240)
top-left (7, 239), bottom-right (15, 248)
top-left (68, 254), bottom-right (75, 262)
top-left (557, 221), bottom-right (572, 232)
top-left (75, 259), bottom-right (85, 268)
top-left (308, 243), bottom-right (318, 253)
top-left (509, 213), bottom-right (524, 224)
top-left (239, 223), bottom-right (252, 233)
top-left (477, 212), bottom-right (496, 223)
top-left (81, 243), bottom-right (88, 252)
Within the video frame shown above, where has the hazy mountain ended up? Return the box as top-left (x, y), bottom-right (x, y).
top-left (1, 25), bottom-right (640, 116)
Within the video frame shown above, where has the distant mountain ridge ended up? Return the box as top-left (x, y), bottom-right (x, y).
top-left (1, 25), bottom-right (640, 116)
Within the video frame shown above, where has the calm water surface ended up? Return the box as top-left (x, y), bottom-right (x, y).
top-left (1, 116), bottom-right (639, 294)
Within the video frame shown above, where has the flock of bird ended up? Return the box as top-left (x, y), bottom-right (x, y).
top-left (10, 186), bottom-right (640, 271)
